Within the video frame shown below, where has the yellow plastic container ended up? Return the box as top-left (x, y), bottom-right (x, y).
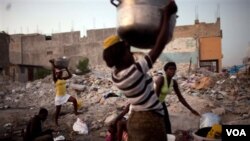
top-left (77, 99), bottom-right (83, 109)
top-left (193, 127), bottom-right (221, 141)
top-left (207, 124), bottom-right (222, 139)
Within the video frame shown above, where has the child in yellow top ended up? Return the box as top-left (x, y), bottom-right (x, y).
top-left (49, 59), bottom-right (80, 126)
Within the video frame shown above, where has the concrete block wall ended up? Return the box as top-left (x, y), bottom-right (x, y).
top-left (0, 32), bottom-right (10, 69)
top-left (81, 42), bottom-right (103, 66)
top-left (174, 18), bottom-right (221, 39)
top-left (164, 37), bottom-right (197, 53)
top-left (9, 32), bottom-right (82, 68)
top-left (52, 31), bottom-right (80, 45)
top-left (133, 37), bottom-right (199, 65)
top-left (8, 18), bottom-right (221, 71)
top-left (86, 28), bottom-right (117, 41)
top-left (9, 65), bottom-right (28, 82)
top-left (78, 28), bottom-right (117, 65)
top-left (21, 34), bottom-right (46, 65)
top-left (9, 34), bottom-right (22, 64)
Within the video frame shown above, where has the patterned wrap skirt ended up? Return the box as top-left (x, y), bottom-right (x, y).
top-left (127, 110), bottom-right (167, 141)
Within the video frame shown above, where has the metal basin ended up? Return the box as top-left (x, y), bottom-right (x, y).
top-left (111, 0), bottom-right (171, 48)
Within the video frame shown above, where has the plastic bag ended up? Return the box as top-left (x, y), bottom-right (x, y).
top-left (200, 112), bottom-right (220, 128)
top-left (54, 135), bottom-right (65, 141)
top-left (73, 118), bottom-right (88, 134)
top-left (166, 134), bottom-right (176, 141)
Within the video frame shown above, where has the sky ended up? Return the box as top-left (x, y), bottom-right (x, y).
top-left (0, 0), bottom-right (250, 66)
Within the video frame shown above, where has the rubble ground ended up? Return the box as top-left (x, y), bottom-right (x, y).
top-left (0, 65), bottom-right (250, 141)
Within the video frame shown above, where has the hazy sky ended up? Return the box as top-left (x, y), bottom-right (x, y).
top-left (0, 0), bottom-right (249, 66)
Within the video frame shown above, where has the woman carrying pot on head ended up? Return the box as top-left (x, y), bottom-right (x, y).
top-left (102, 1), bottom-right (178, 141)
top-left (49, 59), bottom-right (80, 126)
top-left (155, 62), bottom-right (200, 134)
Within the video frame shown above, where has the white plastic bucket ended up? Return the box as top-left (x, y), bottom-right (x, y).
top-left (192, 127), bottom-right (221, 141)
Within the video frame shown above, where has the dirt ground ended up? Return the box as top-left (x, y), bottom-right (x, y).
top-left (1, 93), bottom-right (249, 141)
top-left (0, 108), bottom-right (104, 141)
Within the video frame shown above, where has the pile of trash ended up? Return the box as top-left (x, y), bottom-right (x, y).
top-left (0, 64), bottom-right (250, 140)
top-left (171, 67), bottom-right (250, 119)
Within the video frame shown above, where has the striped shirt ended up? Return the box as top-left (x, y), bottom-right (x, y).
top-left (112, 55), bottom-right (164, 115)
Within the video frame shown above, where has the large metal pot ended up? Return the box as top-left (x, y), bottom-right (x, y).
top-left (111, 0), bottom-right (170, 48)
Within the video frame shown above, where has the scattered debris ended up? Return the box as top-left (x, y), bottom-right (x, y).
top-left (0, 64), bottom-right (249, 140)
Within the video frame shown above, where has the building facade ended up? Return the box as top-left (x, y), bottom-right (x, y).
top-left (7, 18), bottom-right (222, 82)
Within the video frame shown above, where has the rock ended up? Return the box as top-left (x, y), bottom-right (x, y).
top-left (36, 81), bottom-right (42, 89)
top-left (71, 84), bottom-right (86, 91)
top-left (21, 88), bottom-right (26, 92)
top-left (230, 75), bottom-right (237, 79)
top-left (225, 119), bottom-right (250, 125)
top-left (115, 100), bottom-right (127, 109)
top-left (212, 107), bottom-right (225, 115)
top-left (191, 77), bottom-right (212, 90)
top-left (191, 93), bottom-right (199, 96)
top-left (99, 131), bottom-right (106, 137)
top-left (216, 80), bottom-right (225, 84)
top-left (90, 121), bottom-right (101, 130)
top-left (0, 91), bottom-right (5, 97)
top-left (49, 89), bottom-right (53, 94)
top-left (208, 102), bottom-right (215, 108)
top-left (218, 91), bottom-right (227, 96)
top-left (90, 95), bottom-right (101, 104)
top-left (237, 96), bottom-right (250, 101)
top-left (242, 114), bottom-right (250, 119)
top-left (90, 86), bottom-right (98, 92)
top-left (211, 90), bottom-right (216, 94)
top-left (104, 113), bottom-right (118, 126)
top-left (105, 97), bottom-right (118, 105)
top-left (54, 135), bottom-right (65, 141)
top-left (234, 106), bottom-right (250, 114)
top-left (4, 105), bottom-right (9, 109)
top-left (25, 82), bottom-right (32, 89)
top-left (5, 97), bottom-right (11, 101)
top-left (3, 123), bottom-right (12, 128)
top-left (99, 97), bottom-right (105, 105)
top-left (216, 94), bottom-right (224, 100)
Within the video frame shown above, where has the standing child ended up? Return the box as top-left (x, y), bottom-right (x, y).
top-left (49, 59), bottom-right (79, 126)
